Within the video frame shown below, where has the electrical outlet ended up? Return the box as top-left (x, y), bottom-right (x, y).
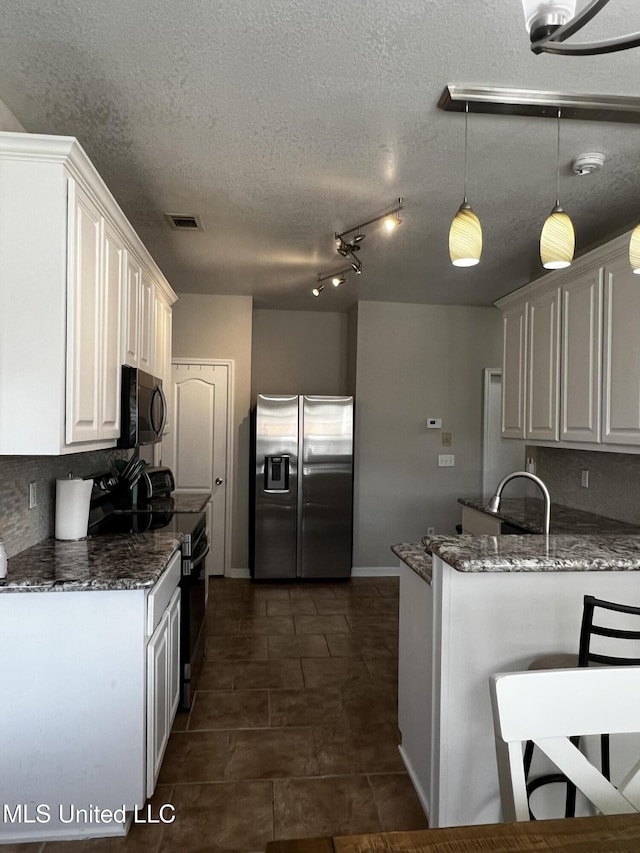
top-left (581, 469), bottom-right (590, 488)
top-left (442, 432), bottom-right (452, 446)
top-left (28, 481), bottom-right (37, 509)
top-left (426, 526), bottom-right (435, 536)
top-left (438, 454), bottom-right (455, 467)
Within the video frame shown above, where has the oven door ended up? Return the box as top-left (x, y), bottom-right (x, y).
top-left (179, 532), bottom-right (210, 710)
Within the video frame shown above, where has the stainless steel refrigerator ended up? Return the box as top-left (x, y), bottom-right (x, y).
top-left (251, 394), bottom-right (354, 580)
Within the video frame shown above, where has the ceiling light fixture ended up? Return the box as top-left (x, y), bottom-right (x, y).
top-left (350, 256), bottom-right (363, 275)
top-left (312, 284), bottom-right (325, 297)
top-left (315, 266), bottom-right (352, 291)
top-left (629, 226), bottom-right (640, 274)
top-left (540, 108), bottom-right (575, 270)
top-left (522, 0), bottom-right (640, 56)
top-left (449, 101), bottom-right (482, 268)
top-left (335, 198), bottom-right (404, 246)
top-left (336, 238), bottom-right (361, 257)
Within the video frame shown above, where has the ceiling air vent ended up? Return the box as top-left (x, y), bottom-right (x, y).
top-left (165, 213), bottom-right (203, 231)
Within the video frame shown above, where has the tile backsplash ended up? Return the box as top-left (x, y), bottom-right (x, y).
top-left (0, 449), bottom-right (128, 557)
top-left (531, 446), bottom-right (640, 526)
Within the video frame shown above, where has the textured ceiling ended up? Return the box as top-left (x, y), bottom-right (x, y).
top-left (2, 0), bottom-right (640, 311)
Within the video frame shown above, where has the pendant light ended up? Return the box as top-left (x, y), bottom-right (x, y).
top-left (449, 101), bottom-right (482, 267)
top-left (540, 108), bottom-right (575, 270)
top-left (630, 224), bottom-right (640, 274)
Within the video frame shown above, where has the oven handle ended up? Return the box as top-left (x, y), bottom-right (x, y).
top-left (182, 534), bottom-right (210, 578)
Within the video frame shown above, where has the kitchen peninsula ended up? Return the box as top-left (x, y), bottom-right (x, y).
top-left (0, 533), bottom-right (182, 844)
top-left (396, 531), bottom-right (640, 829)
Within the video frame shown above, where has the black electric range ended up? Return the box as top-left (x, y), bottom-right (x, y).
top-left (88, 474), bottom-right (209, 710)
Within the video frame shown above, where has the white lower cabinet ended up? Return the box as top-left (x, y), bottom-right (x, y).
top-left (0, 548), bottom-right (181, 844)
top-left (147, 584), bottom-right (181, 797)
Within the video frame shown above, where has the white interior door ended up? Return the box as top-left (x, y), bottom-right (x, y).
top-left (161, 361), bottom-right (230, 577)
top-left (483, 369), bottom-right (526, 500)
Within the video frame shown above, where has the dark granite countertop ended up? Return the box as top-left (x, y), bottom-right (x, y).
top-left (1, 532), bottom-right (183, 593)
top-left (423, 532), bottom-right (640, 573)
top-left (458, 497), bottom-right (640, 535)
top-left (391, 543), bottom-right (432, 584)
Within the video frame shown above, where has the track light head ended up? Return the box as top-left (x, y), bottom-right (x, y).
top-left (331, 276), bottom-right (345, 287)
top-left (383, 212), bottom-right (403, 233)
top-left (350, 257), bottom-right (362, 274)
top-left (312, 284), bottom-right (324, 297)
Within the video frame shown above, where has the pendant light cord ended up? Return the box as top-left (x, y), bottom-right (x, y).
top-left (556, 107), bottom-right (561, 206)
top-left (463, 101), bottom-right (469, 204)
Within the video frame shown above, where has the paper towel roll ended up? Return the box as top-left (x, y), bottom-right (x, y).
top-left (55, 478), bottom-right (93, 540)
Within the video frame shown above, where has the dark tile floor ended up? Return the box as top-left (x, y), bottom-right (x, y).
top-left (27, 577), bottom-right (428, 853)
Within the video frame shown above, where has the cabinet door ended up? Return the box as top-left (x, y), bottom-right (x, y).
top-left (66, 181), bottom-right (102, 444)
top-left (526, 287), bottom-right (560, 441)
top-left (561, 267), bottom-right (603, 443)
top-left (603, 254), bottom-right (640, 444)
top-left (100, 221), bottom-right (124, 439)
top-left (501, 304), bottom-right (527, 439)
top-left (139, 269), bottom-right (155, 373)
top-left (146, 608), bottom-right (170, 797)
top-left (168, 587), bottom-right (181, 721)
top-left (122, 250), bottom-right (141, 368)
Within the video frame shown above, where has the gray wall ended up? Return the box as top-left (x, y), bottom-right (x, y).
top-left (531, 445), bottom-right (640, 526)
top-left (171, 293), bottom-right (253, 571)
top-left (0, 98), bottom-right (26, 132)
top-left (0, 449), bottom-right (126, 557)
top-left (251, 309), bottom-right (348, 399)
top-left (353, 301), bottom-right (503, 567)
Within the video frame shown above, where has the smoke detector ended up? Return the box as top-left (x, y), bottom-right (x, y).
top-left (572, 153), bottom-right (605, 176)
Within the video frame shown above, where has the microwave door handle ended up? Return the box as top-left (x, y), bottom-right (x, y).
top-left (193, 534), bottom-right (211, 565)
top-left (149, 385), bottom-right (167, 438)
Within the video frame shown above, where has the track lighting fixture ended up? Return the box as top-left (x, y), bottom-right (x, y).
top-left (335, 198), bottom-right (404, 246)
top-left (449, 101), bottom-right (482, 268)
top-left (312, 266), bottom-right (352, 297)
top-left (336, 238), bottom-right (361, 257)
top-left (540, 108), bottom-right (574, 270)
top-left (350, 256), bottom-right (363, 275)
top-left (522, 0), bottom-right (640, 57)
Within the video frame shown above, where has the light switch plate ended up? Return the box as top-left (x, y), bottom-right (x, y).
top-left (28, 481), bottom-right (37, 509)
top-left (427, 418), bottom-right (442, 429)
top-left (438, 454), bottom-right (455, 467)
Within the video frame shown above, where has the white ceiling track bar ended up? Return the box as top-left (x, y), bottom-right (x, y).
top-left (439, 85), bottom-right (640, 124)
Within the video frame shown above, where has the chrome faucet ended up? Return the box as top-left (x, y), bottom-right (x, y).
top-left (487, 471), bottom-right (551, 535)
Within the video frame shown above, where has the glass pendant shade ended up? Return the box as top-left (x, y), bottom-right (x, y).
top-left (540, 204), bottom-right (575, 269)
top-left (449, 202), bottom-right (482, 267)
top-left (630, 224), bottom-right (640, 274)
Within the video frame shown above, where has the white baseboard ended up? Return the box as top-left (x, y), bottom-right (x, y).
top-left (399, 744), bottom-right (431, 823)
top-left (226, 567), bottom-right (251, 579)
top-left (351, 566), bottom-right (400, 577)
top-left (222, 567), bottom-right (398, 580)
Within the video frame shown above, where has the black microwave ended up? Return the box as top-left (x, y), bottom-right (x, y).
top-left (118, 365), bottom-right (167, 448)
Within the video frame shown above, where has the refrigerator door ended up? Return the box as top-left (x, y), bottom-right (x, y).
top-left (254, 395), bottom-right (299, 580)
top-left (299, 396), bottom-right (353, 579)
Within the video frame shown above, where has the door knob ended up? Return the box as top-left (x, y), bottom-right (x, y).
top-left (215, 477), bottom-right (224, 485)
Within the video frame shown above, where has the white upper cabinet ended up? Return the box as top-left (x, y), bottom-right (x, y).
top-left (526, 287), bottom-right (560, 441)
top-left (501, 304), bottom-right (528, 439)
top-left (603, 253), bottom-right (640, 445)
top-left (561, 265), bottom-right (603, 443)
top-left (0, 131), bottom-right (176, 455)
top-left (497, 232), bottom-right (640, 451)
top-left (122, 250), bottom-right (142, 369)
